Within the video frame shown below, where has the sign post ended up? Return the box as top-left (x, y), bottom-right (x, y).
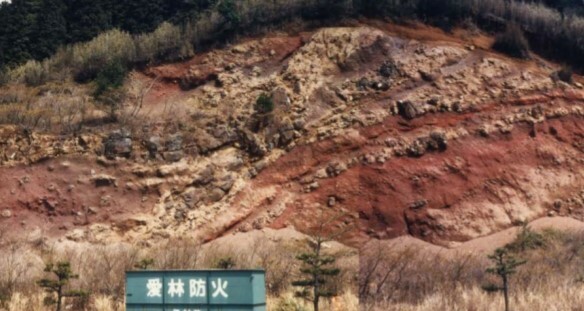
top-left (126, 270), bottom-right (266, 311)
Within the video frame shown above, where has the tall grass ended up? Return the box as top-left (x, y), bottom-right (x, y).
top-left (361, 228), bottom-right (584, 310)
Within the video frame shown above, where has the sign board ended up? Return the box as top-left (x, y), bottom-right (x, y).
top-left (126, 270), bottom-right (266, 311)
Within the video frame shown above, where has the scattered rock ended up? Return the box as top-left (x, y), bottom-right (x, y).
top-left (1, 209), bottom-right (12, 218)
top-left (379, 59), bottom-right (399, 78)
top-left (193, 165), bottom-right (215, 186)
top-left (208, 188), bottom-right (226, 202)
top-left (370, 81), bottom-right (390, 91)
top-left (104, 130), bottom-right (132, 159)
top-left (145, 136), bottom-right (162, 158)
top-left (217, 175), bottom-right (235, 192)
top-left (238, 130), bottom-right (267, 157)
top-left (397, 100), bottom-right (419, 120)
top-left (328, 196), bottom-right (337, 207)
top-left (357, 77), bottom-right (370, 90)
top-left (419, 69), bottom-right (436, 82)
top-left (163, 133), bottom-right (184, 162)
top-left (91, 174), bottom-right (117, 187)
top-left (409, 200), bottom-right (428, 210)
top-left (66, 229), bottom-right (86, 242)
top-left (427, 132), bottom-right (448, 151)
top-left (182, 188), bottom-right (202, 209)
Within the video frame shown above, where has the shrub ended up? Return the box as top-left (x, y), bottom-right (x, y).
top-left (71, 29), bottom-right (135, 82)
top-left (272, 293), bottom-right (309, 311)
top-left (555, 65), bottom-right (574, 83)
top-left (134, 22), bottom-right (194, 63)
top-left (218, 0), bottom-right (241, 26)
top-left (213, 257), bottom-right (236, 269)
top-left (492, 24), bottom-right (530, 59)
top-left (505, 223), bottom-right (546, 252)
top-left (9, 60), bottom-right (50, 87)
top-left (94, 60), bottom-right (128, 97)
top-left (255, 93), bottom-right (274, 114)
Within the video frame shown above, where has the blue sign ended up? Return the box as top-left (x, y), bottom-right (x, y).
top-left (126, 270), bottom-right (266, 311)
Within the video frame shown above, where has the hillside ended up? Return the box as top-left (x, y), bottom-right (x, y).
top-left (1, 21), bottom-right (584, 248)
top-left (1, 5), bottom-right (584, 310)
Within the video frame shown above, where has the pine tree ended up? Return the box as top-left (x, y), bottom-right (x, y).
top-left (116, 0), bottom-right (165, 34)
top-left (484, 248), bottom-right (526, 311)
top-left (34, 0), bottom-right (67, 60)
top-left (292, 214), bottom-right (351, 311)
top-left (37, 261), bottom-right (88, 311)
top-left (64, 0), bottom-right (112, 43)
top-left (1, 0), bottom-right (42, 65)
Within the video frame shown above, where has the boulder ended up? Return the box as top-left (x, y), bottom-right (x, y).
top-left (238, 130), bottom-right (267, 157)
top-left (379, 60), bottom-right (399, 78)
top-left (207, 188), bottom-right (226, 203)
top-left (1, 209), bottom-right (12, 218)
top-left (91, 174), bottom-right (117, 187)
top-left (397, 100), bottom-right (419, 120)
top-left (103, 130), bottom-right (132, 159)
top-left (193, 165), bottom-right (215, 186)
top-left (182, 188), bottom-right (202, 209)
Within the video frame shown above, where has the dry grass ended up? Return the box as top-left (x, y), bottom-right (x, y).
top-left (371, 284), bottom-right (584, 311)
top-left (0, 231), bottom-right (358, 310)
top-left (361, 227), bottom-right (584, 310)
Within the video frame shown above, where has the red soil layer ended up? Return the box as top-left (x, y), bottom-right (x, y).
top-left (248, 107), bottom-right (584, 247)
top-left (0, 156), bottom-right (147, 239)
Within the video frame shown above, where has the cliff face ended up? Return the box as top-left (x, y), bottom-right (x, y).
top-left (1, 23), bottom-right (584, 248)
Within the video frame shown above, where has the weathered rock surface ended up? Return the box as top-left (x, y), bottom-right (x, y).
top-left (1, 24), bottom-right (584, 249)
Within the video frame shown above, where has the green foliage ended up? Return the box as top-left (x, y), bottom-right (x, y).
top-left (37, 261), bottom-right (88, 311)
top-left (484, 248), bottom-right (526, 311)
top-left (134, 22), bottom-right (194, 63)
top-left (292, 236), bottom-right (341, 311)
top-left (71, 29), bottom-right (135, 82)
top-left (218, 0), bottom-right (240, 26)
top-left (94, 59), bottom-right (127, 97)
top-left (492, 24), bottom-right (530, 59)
top-left (255, 93), bottom-right (274, 114)
top-left (486, 248), bottom-right (527, 279)
top-left (11, 60), bottom-right (51, 87)
top-left (214, 257), bottom-right (236, 269)
top-left (505, 223), bottom-right (546, 253)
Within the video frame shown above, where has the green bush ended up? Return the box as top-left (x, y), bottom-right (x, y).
top-left (94, 59), bottom-right (128, 97)
top-left (218, 0), bottom-right (241, 26)
top-left (505, 223), bottom-right (546, 252)
top-left (134, 22), bottom-right (194, 63)
top-left (255, 93), bottom-right (274, 114)
top-left (9, 60), bottom-right (50, 87)
top-left (71, 29), bottom-right (135, 82)
top-left (492, 24), bottom-right (530, 59)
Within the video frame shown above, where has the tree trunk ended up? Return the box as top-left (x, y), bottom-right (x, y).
top-left (57, 285), bottom-right (62, 311)
top-left (503, 275), bottom-right (509, 311)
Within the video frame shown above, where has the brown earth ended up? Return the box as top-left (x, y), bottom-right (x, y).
top-left (1, 21), bottom-right (584, 250)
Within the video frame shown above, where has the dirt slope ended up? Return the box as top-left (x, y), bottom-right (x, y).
top-left (1, 22), bottom-right (583, 248)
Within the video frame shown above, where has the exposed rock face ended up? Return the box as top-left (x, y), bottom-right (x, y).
top-left (104, 130), bottom-right (132, 159)
top-left (1, 25), bottom-right (584, 249)
top-left (163, 133), bottom-right (184, 162)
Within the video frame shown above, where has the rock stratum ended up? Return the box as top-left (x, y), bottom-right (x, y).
top-left (1, 23), bottom-right (584, 248)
